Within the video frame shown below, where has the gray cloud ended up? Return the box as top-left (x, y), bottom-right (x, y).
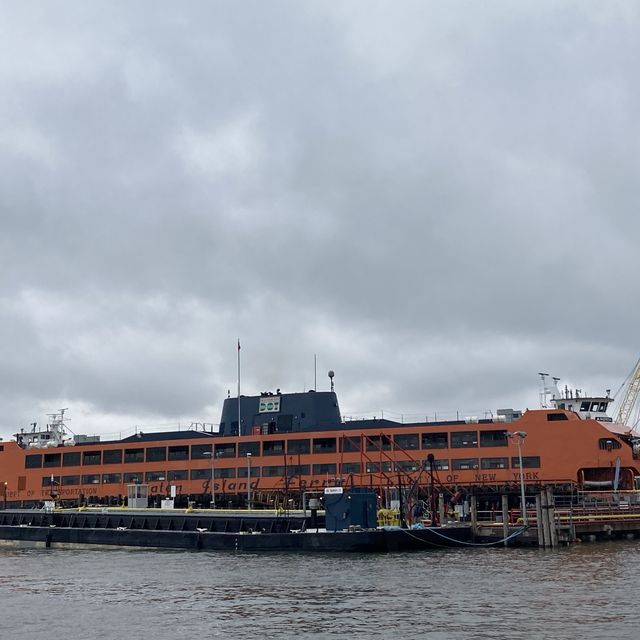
top-left (1, 2), bottom-right (639, 437)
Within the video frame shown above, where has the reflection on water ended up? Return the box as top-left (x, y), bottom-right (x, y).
top-left (1, 542), bottom-right (639, 639)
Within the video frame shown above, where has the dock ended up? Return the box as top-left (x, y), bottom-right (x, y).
top-left (471, 488), bottom-right (640, 547)
top-left (2, 486), bottom-right (640, 551)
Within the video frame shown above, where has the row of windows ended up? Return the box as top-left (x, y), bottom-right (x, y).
top-left (26, 430), bottom-right (518, 469)
top-left (40, 456), bottom-right (541, 486)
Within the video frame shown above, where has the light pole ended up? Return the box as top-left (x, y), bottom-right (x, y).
top-left (203, 449), bottom-right (216, 508)
top-left (246, 453), bottom-right (252, 510)
top-left (508, 431), bottom-right (528, 526)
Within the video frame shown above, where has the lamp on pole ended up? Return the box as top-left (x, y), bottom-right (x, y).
top-left (507, 431), bottom-right (528, 526)
top-left (246, 453), bottom-right (252, 510)
top-left (203, 449), bottom-right (216, 508)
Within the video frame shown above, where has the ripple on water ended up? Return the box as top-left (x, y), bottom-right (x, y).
top-left (1, 543), bottom-right (640, 639)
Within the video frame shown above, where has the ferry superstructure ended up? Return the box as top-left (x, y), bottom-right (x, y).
top-left (1, 380), bottom-right (638, 508)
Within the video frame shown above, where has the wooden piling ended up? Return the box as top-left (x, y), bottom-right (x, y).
top-left (470, 495), bottom-right (477, 540)
top-left (535, 494), bottom-right (544, 548)
top-left (547, 487), bottom-right (558, 548)
top-left (540, 489), bottom-right (550, 548)
top-left (502, 495), bottom-right (509, 547)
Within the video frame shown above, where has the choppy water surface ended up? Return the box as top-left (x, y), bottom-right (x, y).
top-left (0, 541), bottom-right (639, 639)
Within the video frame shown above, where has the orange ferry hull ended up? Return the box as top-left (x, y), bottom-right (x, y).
top-left (1, 403), bottom-right (637, 508)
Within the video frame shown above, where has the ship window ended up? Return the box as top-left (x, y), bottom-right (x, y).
top-left (451, 431), bottom-right (478, 448)
top-left (168, 470), bottom-right (188, 481)
top-left (580, 401), bottom-right (590, 411)
top-left (340, 462), bottom-right (362, 474)
top-left (83, 451), bottom-right (102, 465)
top-left (168, 446), bottom-right (189, 461)
top-left (313, 463), bottom-right (337, 475)
top-left (190, 444), bottom-right (212, 460)
top-left (124, 448), bottom-right (144, 463)
top-left (263, 440), bottom-right (285, 456)
top-left (25, 454), bottom-right (43, 469)
top-left (216, 443), bottom-right (236, 459)
top-left (422, 432), bottom-right (448, 449)
top-left (511, 456), bottom-right (540, 468)
top-left (61, 475), bottom-right (80, 486)
top-left (42, 476), bottom-right (60, 487)
top-left (237, 466), bottom-right (261, 478)
top-left (365, 461), bottom-right (393, 473)
top-left (103, 473), bottom-right (122, 484)
top-left (286, 464), bottom-right (310, 476)
top-left (340, 436), bottom-right (361, 452)
top-left (263, 465), bottom-right (286, 477)
top-left (63, 452), bottom-right (81, 467)
top-left (287, 439), bottom-right (310, 455)
top-left (599, 438), bottom-right (621, 450)
top-left (103, 449), bottom-right (122, 464)
top-left (366, 435), bottom-right (391, 452)
top-left (81, 474), bottom-right (101, 485)
top-left (146, 447), bottom-right (166, 462)
top-left (480, 430), bottom-right (508, 447)
top-left (313, 438), bottom-right (337, 454)
top-left (481, 457), bottom-right (509, 470)
top-left (547, 413), bottom-right (568, 421)
top-left (43, 453), bottom-right (62, 468)
top-left (395, 460), bottom-right (420, 472)
top-left (145, 471), bottom-right (165, 482)
top-left (238, 442), bottom-right (260, 457)
top-left (394, 434), bottom-right (419, 450)
top-left (124, 472), bottom-right (143, 483)
top-left (452, 458), bottom-right (479, 470)
top-left (190, 468), bottom-right (212, 480)
top-left (214, 467), bottom-right (236, 479)
top-left (433, 459), bottom-right (449, 471)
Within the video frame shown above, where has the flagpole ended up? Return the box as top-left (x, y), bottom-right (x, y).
top-left (237, 339), bottom-right (241, 436)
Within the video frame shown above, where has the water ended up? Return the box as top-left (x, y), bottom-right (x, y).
top-left (0, 542), bottom-right (639, 639)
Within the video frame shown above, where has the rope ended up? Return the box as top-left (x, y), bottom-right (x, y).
top-left (400, 525), bottom-right (529, 548)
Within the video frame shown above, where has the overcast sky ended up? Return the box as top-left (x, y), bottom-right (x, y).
top-left (1, 1), bottom-right (639, 439)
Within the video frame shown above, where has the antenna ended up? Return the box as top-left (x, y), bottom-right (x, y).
top-left (314, 354), bottom-right (317, 391)
top-left (328, 370), bottom-right (335, 392)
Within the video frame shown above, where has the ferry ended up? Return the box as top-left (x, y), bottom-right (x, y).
top-left (1, 373), bottom-right (639, 509)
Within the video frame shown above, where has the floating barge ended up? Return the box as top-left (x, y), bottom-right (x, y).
top-left (0, 488), bottom-right (474, 552)
top-left (0, 507), bottom-right (473, 552)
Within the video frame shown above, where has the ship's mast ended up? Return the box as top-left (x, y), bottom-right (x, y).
top-left (538, 373), bottom-right (560, 408)
top-left (538, 372), bottom-right (549, 408)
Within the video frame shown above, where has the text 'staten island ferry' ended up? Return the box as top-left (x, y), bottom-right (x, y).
top-left (1, 370), bottom-right (639, 509)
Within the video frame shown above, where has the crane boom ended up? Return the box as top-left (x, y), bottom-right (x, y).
top-left (615, 358), bottom-right (640, 426)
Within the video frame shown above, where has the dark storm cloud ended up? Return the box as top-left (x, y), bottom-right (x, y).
top-left (1, 1), bottom-right (639, 436)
